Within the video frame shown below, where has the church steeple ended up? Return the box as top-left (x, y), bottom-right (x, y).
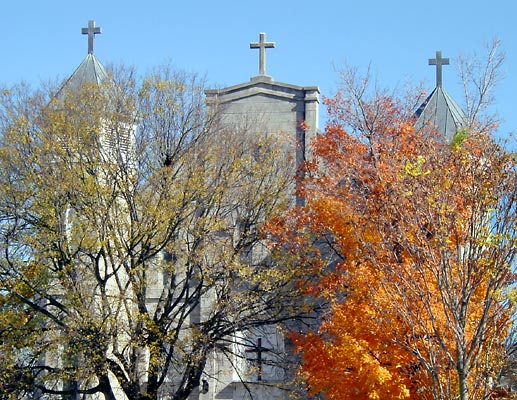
top-left (54, 20), bottom-right (133, 163)
top-left (414, 50), bottom-right (466, 142)
top-left (56, 20), bottom-right (108, 97)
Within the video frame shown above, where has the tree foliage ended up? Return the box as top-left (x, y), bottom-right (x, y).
top-left (0, 67), bottom-right (313, 400)
top-left (271, 66), bottom-right (517, 399)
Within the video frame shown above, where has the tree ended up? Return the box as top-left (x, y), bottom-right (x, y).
top-left (272, 56), bottom-right (517, 399)
top-left (457, 38), bottom-right (505, 133)
top-left (0, 66), bottom-right (314, 400)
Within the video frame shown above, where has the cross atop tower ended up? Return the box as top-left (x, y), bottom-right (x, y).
top-left (250, 33), bottom-right (275, 76)
top-left (429, 50), bottom-right (449, 88)
top-left (82, 20), bottom-right (102, 55)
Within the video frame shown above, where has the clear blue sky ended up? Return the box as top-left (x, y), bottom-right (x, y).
top-left (2, 0), bottom-right (516, 136)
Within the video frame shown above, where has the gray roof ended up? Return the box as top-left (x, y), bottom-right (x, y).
top-left (56, 53), bottom-right (109, 97)
top-left (414, 85), bottom-right (467, 142)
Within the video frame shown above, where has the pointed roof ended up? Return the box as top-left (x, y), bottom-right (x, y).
top-left (56, 20), bottom-right (108, 97)
top-left (57, 53), bottom-right (109, 95)
top-left (414, 85), bottom-right (466, 142)
top-left (414, 50), bottom-right (467, 142)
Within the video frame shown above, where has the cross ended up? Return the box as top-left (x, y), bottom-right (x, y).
top-left (250, 33), bottom-right (275, 76)
top-left (81, 20), bottom-right (102, 55)
top-left (429, 50), bottom-right (449, 88)
top-left (245, 338), bottom-right (271, 381)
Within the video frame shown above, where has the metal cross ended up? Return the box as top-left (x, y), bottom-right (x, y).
top-left (250, 33), bottom-right (275, 76)
top-left (245, 338), bottom-right (271, 381)
top-left (81, 20), bottom-right (102, 55)
top-left (429, 50), bottom-right (449, 87)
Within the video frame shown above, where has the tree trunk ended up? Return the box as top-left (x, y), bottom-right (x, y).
top-left (99, 375), bottom-right (118, 400)
top-left (458, 367), bottom-right (468, 400)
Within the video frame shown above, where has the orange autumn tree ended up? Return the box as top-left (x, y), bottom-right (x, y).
top-left (270, 78), bottom-right (517, 399)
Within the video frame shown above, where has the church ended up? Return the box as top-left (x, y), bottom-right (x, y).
top-left (18, 19), bottom-right (466, 400)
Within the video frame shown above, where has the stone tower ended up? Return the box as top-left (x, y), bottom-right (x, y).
top-left (202, 33), bottom-right (320, 400)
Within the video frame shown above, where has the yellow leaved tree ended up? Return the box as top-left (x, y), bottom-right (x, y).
top-left (0, 66), bottom-right (313, 400)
